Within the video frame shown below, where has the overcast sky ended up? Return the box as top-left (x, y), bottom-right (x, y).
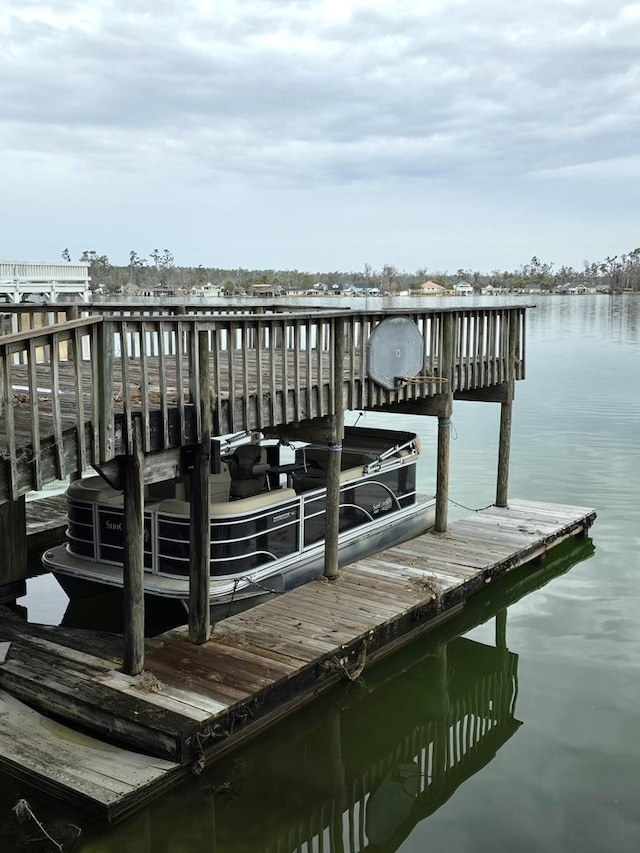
top-left (2, 0), bottom-right (639, 274)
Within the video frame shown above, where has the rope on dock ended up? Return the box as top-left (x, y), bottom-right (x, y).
top-left (12, 798), bottom-right (81, 851)
top-left (396, 374), bottom-right (449, 386)
top-left (191, 708), bottom-right (251, 774)
top-left (321, 640), bottom-right (368, 682)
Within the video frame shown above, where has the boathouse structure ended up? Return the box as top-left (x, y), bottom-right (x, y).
top-left (1, 301), bottom-right (525, 659)
top-left (0, 300), bottom-right (599, 818)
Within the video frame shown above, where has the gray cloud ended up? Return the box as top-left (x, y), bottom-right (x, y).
top-left (1, 0), bottom-right (639, 268)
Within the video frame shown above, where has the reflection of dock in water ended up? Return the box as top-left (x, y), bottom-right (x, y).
top-left (336, 637), bottom-right (520, 852)
top-left (47, 537), bottom-right (593, 851)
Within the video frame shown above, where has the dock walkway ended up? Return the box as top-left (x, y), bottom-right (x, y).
top-left (0, 498), bottom-right (595, 821)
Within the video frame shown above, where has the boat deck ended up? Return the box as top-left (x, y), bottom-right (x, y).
top-left (0, 498), bottom-right (596, 822)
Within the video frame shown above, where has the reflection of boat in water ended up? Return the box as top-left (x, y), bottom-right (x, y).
top-left (43, 425), bottom-right (435, 621)
top-left (73, 537), bottom-right (594, 853)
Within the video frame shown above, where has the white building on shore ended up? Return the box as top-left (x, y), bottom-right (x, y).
top-left (0, 259), bottom-right (91, 303)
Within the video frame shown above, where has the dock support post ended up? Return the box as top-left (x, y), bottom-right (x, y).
top-left (122, 418), bottom-right (145, 676)
top-left (435, 313), bottom-right (455, 533)
top-left (496, 314), bottom-right (518, 508)
top-left (0, 497), bottom-right (27, 601)
top-left (324, 318), bottom-right (345, 580)
top-left (495, 397), bottom-right (512, 507)
top-left (435, 413), bottom-right (451, 532)
top-left (189, 330), bottom-right (211, 643)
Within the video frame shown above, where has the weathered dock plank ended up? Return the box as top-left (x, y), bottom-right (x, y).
top-left (0, 689), bottom-right (179, 819)
top-left (0, 622), bottom-right (197, 762)
top-left (0, 499), bottom-right (595, 821)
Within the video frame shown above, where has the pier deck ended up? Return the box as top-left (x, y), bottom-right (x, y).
top-left (0, 498), bottom-right (595, 821)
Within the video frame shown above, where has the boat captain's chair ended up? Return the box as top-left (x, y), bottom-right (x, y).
top-left (228, 444), bottom-right (270, 499)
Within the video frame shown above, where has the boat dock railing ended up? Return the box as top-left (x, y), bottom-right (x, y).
top-left (1, 303), bottom-right (527, 502)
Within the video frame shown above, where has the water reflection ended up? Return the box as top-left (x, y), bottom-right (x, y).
top-left (524, 293), bottom-right (639, 345)
top-left (60, 590), bottom-right (187, 636)
top-left (65, 536), bottom-right (593, 853)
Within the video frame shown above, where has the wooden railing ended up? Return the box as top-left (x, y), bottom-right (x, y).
top-left (0, 305), bottom-right (527, 502)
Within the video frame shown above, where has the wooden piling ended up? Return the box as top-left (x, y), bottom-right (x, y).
top-left (189, 330), bottom-right (212, 643)
top-left (122, 418), bottom-right (145, 675)
top-left (0, 496), bottom-right (27, 600)
top-left (324, 318), bottom-right (345, 580)
top-left (435, 312), bottom-right (455, 533)
top-left (435, 415), bottom-right (451, 533)
top-left (496, 317), bottom-right (518, 507)
top-left (495, 398), bottom-right (512, 507)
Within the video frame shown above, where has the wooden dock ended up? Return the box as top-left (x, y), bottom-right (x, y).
top-left (0, 498), bottom-right (595, 821)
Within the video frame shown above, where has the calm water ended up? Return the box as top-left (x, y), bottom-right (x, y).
top-left (2, 295), bottom-right (639, 852)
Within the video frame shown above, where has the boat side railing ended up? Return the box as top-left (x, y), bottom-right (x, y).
top-left (1, 304), bottom-right (527, 501)
top-left (64, 459), bottom-right (420, 581)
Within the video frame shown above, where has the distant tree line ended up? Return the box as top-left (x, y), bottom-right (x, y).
top-left (61, 247), bottom-right (640, 295)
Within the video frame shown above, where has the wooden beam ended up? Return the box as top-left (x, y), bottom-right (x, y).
top-left (377, 395), bottom-right (452, 418)
top-left (455, 382), bottom-right (513, 404)
top-left (0, 497), bottom-right (27, 587)
top-left (435, 414), bottom-right (451, 533)
top-left (97, 320), bottom-right (115, 461)
top-left (96, 447), bottom-right (183, 492)
top-left (495, 395), bottom-right (513, 507)
top-left (435, 313), bottom-right (455, 533)
top-left (122, 418), bottom-right (145, 675)
top-left (495, 319), bottom-right (518, 507)
top-left (324, 318), bottom-right (345, 580)
top-left (189, 330), bottom-right (212, 643)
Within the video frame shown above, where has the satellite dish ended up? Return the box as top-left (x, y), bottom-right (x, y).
top-left (366, 317), bottom-right (424, 390)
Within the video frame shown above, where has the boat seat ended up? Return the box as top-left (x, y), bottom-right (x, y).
top-left (157, 488), bottom-right (297, 519)
top-left (292, 447), bottom-right (369, 493)
top-left (147, 467), bottom-right (230, 505)
top-left (292, 465), bottom-right (365, 493)
top-left (210, 488), bottom-right (297, 517)
top-left (295, 447), bottom-right (372, 470)
top-left (227, 444), bottom-right (269, 499)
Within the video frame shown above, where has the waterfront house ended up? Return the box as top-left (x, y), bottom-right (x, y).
top-left (417, 280), bottom-right (447, 295)
top-left (454, 281), bottom-right (474, 296)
